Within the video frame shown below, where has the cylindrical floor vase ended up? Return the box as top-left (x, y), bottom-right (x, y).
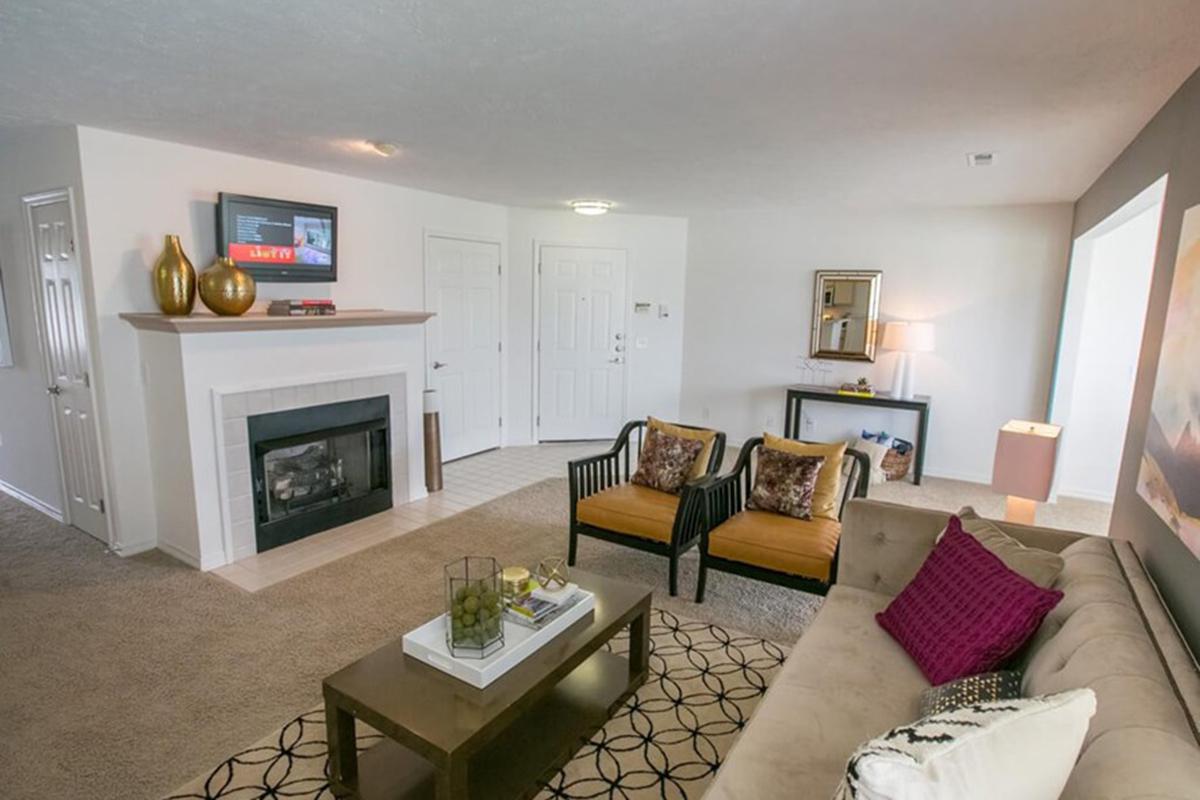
top-left (423, 389), bottom-right (444, 493)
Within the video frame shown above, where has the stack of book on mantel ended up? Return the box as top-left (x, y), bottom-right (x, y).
top-left (267, 299), bottom-right (337, 316)
top-left (505, 582), bottom-right (583, 630)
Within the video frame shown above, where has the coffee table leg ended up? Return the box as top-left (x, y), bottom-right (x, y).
top-left (628, 605), bottom-right (650, 683)
top-left (326, 698), bottom-right (359, 793)
top-left (436, 756), bottom-right (469, 800)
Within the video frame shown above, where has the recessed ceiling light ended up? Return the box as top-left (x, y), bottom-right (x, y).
top-left (368, 141), bottom-right (400, 158)
top-left (967, 152), bottom-right (995, 167)
top-left (570, 200), bottom-right (614, 216)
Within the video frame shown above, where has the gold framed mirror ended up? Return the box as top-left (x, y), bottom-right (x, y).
top-left (810, 270), bottom-right (882, 362)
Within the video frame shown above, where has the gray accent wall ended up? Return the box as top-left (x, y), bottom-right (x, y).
top-left (1072, 67), bottom-right (1200, 655)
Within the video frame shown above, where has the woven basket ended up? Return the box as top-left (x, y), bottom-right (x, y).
top-left (882, 446), bottom-right (914, 481)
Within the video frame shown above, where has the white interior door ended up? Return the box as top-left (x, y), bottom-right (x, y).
top-left (426, 235), bottom-right (502, 461)
top-left (538, 245), bottom-right (627, 440)
top-left (26, 192), bottom-right (107, 541)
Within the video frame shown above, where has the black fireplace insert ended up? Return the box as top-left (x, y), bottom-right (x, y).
top-left (248, 396), bottom-right (392, 552)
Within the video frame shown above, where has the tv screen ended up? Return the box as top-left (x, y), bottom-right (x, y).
top-left (217, 193), bottom-right (337, 282)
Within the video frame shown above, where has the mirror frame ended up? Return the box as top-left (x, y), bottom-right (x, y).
top-left (810, 270), bottom-right (882, 362)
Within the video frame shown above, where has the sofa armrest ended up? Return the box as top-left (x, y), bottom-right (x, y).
top-left (836, 499), bottom-right (950, 596)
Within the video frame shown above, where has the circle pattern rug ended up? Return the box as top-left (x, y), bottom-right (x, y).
top-left (164, 609), bottom-right (788, 800)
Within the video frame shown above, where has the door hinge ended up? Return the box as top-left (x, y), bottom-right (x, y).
top-left (536, 339), bottom-right (541, 352)
top-left (83, 371), bottom-right (90, 388)
top-left (499, 416), bottom-right (503, 427)
top-left (497, 264), bottom-right (501, 275)
top-left (537, 262), bottom-right (542, 275)
top-left (537, 415), bottom-right (541, 426)
top-left (98, 498), bottom-right (105, 514)
top-left (497, 341), bottom-right (502, 353)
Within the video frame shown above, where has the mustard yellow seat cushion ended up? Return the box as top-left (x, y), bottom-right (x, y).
top-left (576, 483), bottom-right (680, 543)
top-left (708, 510), bottom-right (842, 582)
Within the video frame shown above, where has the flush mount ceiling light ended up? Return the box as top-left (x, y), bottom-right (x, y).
top-left (368, 140), bottom-right (400, 157)
top-left (966, 151), bottom-right (995, 167)
top-left (570, 200), bottom-right (614, 216)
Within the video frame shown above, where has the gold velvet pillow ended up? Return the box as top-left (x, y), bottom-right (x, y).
top-left (762, 433), bottom-right (846, 521)
top-left (648, 417), bottom-right (717, 480)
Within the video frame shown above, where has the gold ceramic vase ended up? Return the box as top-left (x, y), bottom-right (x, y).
top-left (198, 256), bottom-right (256, 316)
top-left (152, 234), bottom-right (196, 315)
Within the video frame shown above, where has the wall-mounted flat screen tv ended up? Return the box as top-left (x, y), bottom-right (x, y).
top-left (217, 193), bottom-right (337, 282)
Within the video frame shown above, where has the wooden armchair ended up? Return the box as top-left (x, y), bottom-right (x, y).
top-left (568, 419), bottom-right (727, 596)
top-left (695, 437), bottom-right (869, 601)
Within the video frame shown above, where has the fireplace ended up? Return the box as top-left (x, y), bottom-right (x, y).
top-left (248, 396), bottom-right (392, 552)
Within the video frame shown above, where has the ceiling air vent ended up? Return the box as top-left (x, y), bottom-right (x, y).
top-left (967, 152), bottom-right (995, 167)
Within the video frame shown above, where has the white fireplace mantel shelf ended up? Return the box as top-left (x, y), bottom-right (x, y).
top-left (120, 308), bottom-right (433, 334)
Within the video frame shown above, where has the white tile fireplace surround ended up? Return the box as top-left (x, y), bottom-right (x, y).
top-left (124, 317), bottom-right (429, 570)
top-left (216, 372), bottom-right (409, 563)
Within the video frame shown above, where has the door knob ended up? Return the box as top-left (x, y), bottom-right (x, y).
top-left (46, 385), bottom-right (62, 396)
top-left (432, 361), bottom-right (448, 370)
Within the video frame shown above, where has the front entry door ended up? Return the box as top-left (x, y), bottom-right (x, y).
top-left (25, 192), bottom-right (108, 541)
top-left (425, 235), bottom-right (502, 461)
top-left (537, 246), bottom-right (627, 440)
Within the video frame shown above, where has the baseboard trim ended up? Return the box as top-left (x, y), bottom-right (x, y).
top-left (157, 540), bottom-right (202, 569)
top-left (111, 538), bottom-right (157, 557)
top-left (0, 479), bottom-right (64, 521)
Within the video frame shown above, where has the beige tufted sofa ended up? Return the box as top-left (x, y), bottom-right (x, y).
top-left (706, 499), bottom-right (1200, 799)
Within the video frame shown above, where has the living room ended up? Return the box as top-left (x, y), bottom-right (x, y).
top-left (1, 2), bottom-right (1198, 799)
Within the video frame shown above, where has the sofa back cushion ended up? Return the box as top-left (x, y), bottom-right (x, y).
top-left (1022, 536), bottom-right (1200, 798)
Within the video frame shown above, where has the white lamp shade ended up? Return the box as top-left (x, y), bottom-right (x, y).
top-left (881, 321), bottom-right (935, 353)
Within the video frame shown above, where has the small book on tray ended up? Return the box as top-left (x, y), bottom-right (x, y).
top-left (505, 583), bottom-right (582, 630)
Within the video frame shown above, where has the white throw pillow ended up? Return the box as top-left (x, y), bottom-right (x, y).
top-left (851, 437), bottom-right (890, 485)
top-left (832, 689), bottom-right (1096, 800)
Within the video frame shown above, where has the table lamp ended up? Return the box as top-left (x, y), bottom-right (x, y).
top-left (881, 321), bottom-right (935, 400)
top-left (991, 420), bottom-right (1062, 524)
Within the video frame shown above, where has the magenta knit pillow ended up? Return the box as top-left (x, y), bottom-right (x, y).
top-left (876, 516), bottom-right (1063, 684)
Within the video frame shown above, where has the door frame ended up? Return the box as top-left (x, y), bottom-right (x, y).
top-left (531, 241), bottom-right (632, 443)
top-left (422, 229), bottom-right (507, 452)
top-left (21, 187), bottom-right (114, 546)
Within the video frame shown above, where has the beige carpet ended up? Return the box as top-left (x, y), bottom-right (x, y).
top-left (164, 608), bottom-right (788, 799)
top-left (0, 479), bottom-right (821, 800)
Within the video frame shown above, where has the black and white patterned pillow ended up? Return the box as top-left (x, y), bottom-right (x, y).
top-left (918, 670), bottom-right (1022, 717)
top-left (832, 689), bottom-right (1096, 800)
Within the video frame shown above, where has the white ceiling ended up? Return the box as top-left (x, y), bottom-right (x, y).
top-left (1, 0), bottom-right (1198, 215)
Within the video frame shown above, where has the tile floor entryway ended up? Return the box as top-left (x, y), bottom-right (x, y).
top-left (213, 441), bottom-right (610, 592)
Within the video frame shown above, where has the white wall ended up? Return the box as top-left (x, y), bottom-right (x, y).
top-left (680, 204), bottom-right (1074, 482)
top-left (0, 126), bottom-right (90, 514)
top-left (74, 127), bottom-right (508, 553)
top-left (1052, 200), bottom-right (1162, 500)
top-left (505, 209), bottom-right (689, 444)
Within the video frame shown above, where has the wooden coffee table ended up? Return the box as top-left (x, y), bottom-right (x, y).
top-left (323, 569), bottom-right (652, 799)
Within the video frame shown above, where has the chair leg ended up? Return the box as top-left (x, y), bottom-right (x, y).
top-left (568, 527), bottom-right (578, 566)
top-left (669, 552), bottom-right (679, 597)
top-left (695, 553), bottom-right (707, 603)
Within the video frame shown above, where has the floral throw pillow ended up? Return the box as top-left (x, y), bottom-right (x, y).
top-left (746, 447), bottom-right (825, 520)
top-left (631, 427), bottom-right (705, 494)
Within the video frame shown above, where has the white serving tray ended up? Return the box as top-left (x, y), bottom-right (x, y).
top-left (402, 589), bottom-right (596, 688)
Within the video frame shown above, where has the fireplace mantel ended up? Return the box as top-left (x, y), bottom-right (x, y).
top-left (120, 308), bottom-right (433, 333)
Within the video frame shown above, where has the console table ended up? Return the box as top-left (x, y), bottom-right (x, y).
top-left (783, 385), bottom-right (931, 485)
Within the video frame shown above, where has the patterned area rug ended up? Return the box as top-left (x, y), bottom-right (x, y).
top-left (164, 609), bottom-right (788, 799)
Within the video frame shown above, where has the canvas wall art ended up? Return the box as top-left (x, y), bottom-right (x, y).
top-left (1138, 203), bottom-right (1200, 559)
